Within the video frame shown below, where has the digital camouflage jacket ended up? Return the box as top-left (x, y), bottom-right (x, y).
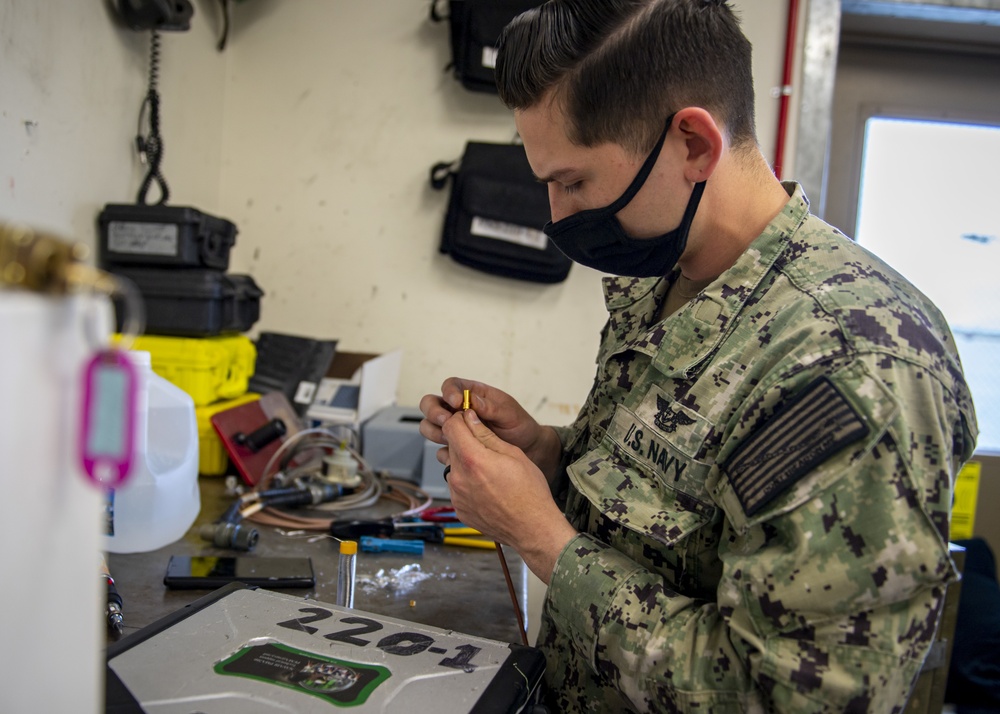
top-left (542, 183), bottom-right (978, 713)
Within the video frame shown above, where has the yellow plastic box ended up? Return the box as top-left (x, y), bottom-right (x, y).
top-left (116, 334), bottom-right (257, 407)
top-left (196, 393), bottom-right (260, 476)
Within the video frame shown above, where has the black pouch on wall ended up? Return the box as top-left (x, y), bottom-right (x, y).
top-left (431, 142), bottom-right (570, 284)
top-left (430, 0), bottom-right (545, 93)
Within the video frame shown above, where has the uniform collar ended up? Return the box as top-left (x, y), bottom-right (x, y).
top-left (600, 182), bottom-right (810, 377)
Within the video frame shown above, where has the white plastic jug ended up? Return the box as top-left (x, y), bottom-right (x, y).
top-left (103, 350), bottom-right (200, 553)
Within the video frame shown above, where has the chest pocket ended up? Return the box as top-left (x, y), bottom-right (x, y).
top-left (566, 389), bottom-right (717, 549)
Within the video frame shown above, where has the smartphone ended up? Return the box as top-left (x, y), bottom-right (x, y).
top-left (163, 555), bottom-right (315, 590)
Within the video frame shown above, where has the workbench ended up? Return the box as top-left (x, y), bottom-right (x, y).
top-left (106, 477), bottom-right (530, 646)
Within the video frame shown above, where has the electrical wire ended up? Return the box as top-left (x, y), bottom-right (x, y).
top-left (257, 427), bottom-right (335, 490)
top-left (257, 426), bottom-right (360, 490)
top-left (238, 423), bottom-right (432, 531)
top-left (311, 469), bottom-right (382, 511)
top-left (216, 0), bottom-right (231, 51)
top-left (496, 544), bottom-right (529, 647)
top-left (380, 478), bottom-right (434, 516)
top-left (242, 476), bottom-right (431, 531)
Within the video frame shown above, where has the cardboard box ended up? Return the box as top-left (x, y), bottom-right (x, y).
top-left (306, 350), bottom-right (402, 429)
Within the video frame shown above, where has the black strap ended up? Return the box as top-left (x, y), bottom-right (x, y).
top-left (429, 0), bottom-right (449, 23)
top-left (429, 159), bottom-right (459, 190)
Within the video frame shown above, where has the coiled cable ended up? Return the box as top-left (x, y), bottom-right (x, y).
top-left (136, 31), bottom-right (170, 205)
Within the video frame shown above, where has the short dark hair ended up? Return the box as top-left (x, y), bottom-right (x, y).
top-left (495, 0), bottom-right (757, 155)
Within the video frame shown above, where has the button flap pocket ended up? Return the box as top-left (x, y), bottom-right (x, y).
top-left (567, 403), bottom-right (715, 547)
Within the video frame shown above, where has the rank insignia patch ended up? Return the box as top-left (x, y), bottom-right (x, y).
top-left (723, 377), bottom-right (869, 517)
top-left (654, 395), bottom-right (697, 433)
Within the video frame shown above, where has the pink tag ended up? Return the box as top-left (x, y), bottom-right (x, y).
top-left (80, 350), bottom-right (138, 488)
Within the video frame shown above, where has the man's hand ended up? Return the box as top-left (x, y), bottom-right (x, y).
top-left (418, 378), bottom-right (563, 482)
top-left (442, 409), bottom-right (577, 585)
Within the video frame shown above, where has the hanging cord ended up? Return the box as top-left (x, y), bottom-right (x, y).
top-left (136, 31), bottom-right (170, 205)
top-left (216, 0), bottom-right (231, 51)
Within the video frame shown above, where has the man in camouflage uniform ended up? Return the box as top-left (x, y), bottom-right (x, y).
top-left (419, 1), bottom-right (978, 711)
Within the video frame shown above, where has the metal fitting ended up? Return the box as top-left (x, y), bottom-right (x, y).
top-left (198, 521), bottom-right (259, 551)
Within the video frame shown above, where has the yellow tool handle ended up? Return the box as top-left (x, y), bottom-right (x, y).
top-left (442, 527), bottom-right (482, 536)
top-left (442, 537), bottom-right (496, 550)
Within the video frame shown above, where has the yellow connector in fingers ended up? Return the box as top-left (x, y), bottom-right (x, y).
top-left (463, 389), bottom-right (471, 411)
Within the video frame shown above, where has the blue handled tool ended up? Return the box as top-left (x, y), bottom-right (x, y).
top-left (360, 536), bottom-right (425, 555)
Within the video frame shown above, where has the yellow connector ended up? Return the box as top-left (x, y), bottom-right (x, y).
top-left (463, 389), bottom-right (471, 411)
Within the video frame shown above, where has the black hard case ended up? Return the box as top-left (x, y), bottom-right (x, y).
top-left (98, 204), bottom-right (238, 271)
top-left (113, 267), bottom-right (263, 337)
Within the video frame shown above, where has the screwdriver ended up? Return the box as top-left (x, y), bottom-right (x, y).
top-left (360, 536), bottom-right (425, 555)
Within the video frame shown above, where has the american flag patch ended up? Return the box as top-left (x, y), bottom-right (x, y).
top-left (724, 377), bottom-right (869, 518)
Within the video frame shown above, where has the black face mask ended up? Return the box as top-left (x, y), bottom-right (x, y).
top-left (542, 115), bottom-right (706, 278)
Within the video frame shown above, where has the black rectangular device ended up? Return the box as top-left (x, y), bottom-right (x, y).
top-left (163, 555), bottom-right (315, 589)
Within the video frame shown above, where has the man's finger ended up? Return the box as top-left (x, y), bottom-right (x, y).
top-left (436, 445), bottom-right (449, 466)
top-left (441, 378), bottom-right (487, 412)
top-left (462, 409), bottom-right (518, 457)
top-left (441, 409), bottom-right (501, 463)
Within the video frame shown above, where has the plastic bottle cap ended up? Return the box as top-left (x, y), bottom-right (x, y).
top-left (126, 350), bottom-right (152, 368)
top-left (340, 540), bottom-right (358, 555)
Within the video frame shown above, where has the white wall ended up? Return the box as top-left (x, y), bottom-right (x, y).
top-left (218, 0), bottom-right (791, 419)
top-left (2, 0), bottom-right (790, 418)
top-left (0, 0), bottom-right (226, 241)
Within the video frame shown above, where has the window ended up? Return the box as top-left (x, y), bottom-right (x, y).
top-left (856, 118), bottom-right (1000, 451)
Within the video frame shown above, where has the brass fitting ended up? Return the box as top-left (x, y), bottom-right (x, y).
top-left (0, 223), bottom-right (88, 294)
